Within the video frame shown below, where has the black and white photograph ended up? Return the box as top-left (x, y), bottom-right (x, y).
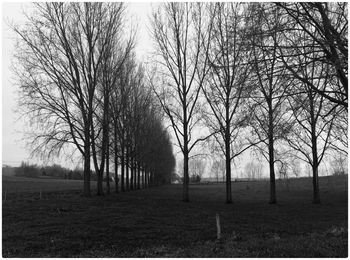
top-left (2, 1), bottom-right (348, 257)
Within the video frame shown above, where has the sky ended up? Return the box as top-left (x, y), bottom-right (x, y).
top-left (2, 3), bottom-right (32, 167)
top-left (1, 2), bottom-right (254, 176)
top-left (1, 2), bottom-right (336, 178)
top-left (1, 2), bottom-right (157, 168)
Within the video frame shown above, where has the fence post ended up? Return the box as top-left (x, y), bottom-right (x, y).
top-left (216, 213), bottom-right (221, 240)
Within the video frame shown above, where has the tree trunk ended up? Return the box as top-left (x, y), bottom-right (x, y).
top-left (143, 168), bottom-right (146, 188)
top-left (130, 157), bottom-right (134, 191)
top-left (106, 137), bottom-right (110, 195)
top-left (126, 146), bottom-right (129, 191)
top-left (225, 138), bottom-right (232, 204)
top-left (312, 163), bottom-right (320, 203)
top-left (225, 107), bottom-right (232, 203)
top-left (268, 132), bottom-right (276, 204)
top-left (97, 168), bottom-right (104, 196)
top-left (83, 137), bottom-right (91, 197)
top-left (114, 155), bottom-right (119, 194)
top-left (268, 100), bottom-right (276, 204)
top-left (311, 114), bottom-right (320, 203)
top-left (134, 162), bottom-right (137, 189)
top-left (114, 126), bottom-right (119, 193)
top-left (145, 169), bottom-right (148, 188)
top-left (121, 142), bottom-right (125, 192)
top-left (183, 152), bottom-right (189, 202)
top-left (137, 162), bottom-right (141, 190)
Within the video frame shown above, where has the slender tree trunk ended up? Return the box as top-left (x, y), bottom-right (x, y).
top-left (142, 167), bottom-right (145, 188)
top-left (130, 157), bottom-right (134, 190)
top-left (151, 171), bottom-right (155, 186)
top-left (183, 151), bottom-right (189, 202)
top-left (83, 135), bottom-right (91, 197)
top-left (310, 99), bottom-right (320, 204)
top-left (137, 162), bottom-right (140, 189)
top-left (121, 141), bottom-right (125, 192)
top-left (149, 171), bottom-right (152, 187)
top-left (126, 146), bottom-right (129, 191)
top-left (225, 138), bottom-right (232, 204)
top-left (145, 169), bottom-right (148, 188)
top-left (114, 126), bottom-right (119, 193)
top-left (97, 168), bottom-right (104, 196)
top-left (268, 102), bottom-right (276, 204)
top-left (134, 162), bottom-right (137, 189)
top-left (225, 104), bottom-right (232, 203)
top-left (312, 163), bottom-right (320, 203)
top-left (115, 155), bottom-right (119, 194)
top-left (106, 136), bottom-right (110, 195)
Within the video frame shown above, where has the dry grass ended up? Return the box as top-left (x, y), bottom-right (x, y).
top-left (2, 175), bottom-right (348, 257)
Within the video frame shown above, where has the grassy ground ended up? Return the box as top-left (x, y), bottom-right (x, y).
top-left (2, 175), bottom-right (94, 194)
top-left (2, 175), bottom-right (348, 257)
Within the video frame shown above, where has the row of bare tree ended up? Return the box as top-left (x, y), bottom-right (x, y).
top-left (151, 3), bottom-right (347, 204)
top-left (14, 3), bottom-right (176, 197)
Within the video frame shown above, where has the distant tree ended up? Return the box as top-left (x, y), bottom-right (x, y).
top-left (190, 174), bottom-right (201, 183)
top-left (14, 162), bottom-right (40, 178)
top-left (211, 159), bottom-right (225, 183)
top-left (189, 158), bottom-right (206, 182)
top-left (171, 172), bottom-right (181, 183)
top-left (244, 161), bottom-right (263, 180)
top-left (290, 159), bottom-right (301, 178)
top-left (330, 152), bottom-right (348, 176)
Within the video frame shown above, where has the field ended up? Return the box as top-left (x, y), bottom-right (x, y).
top-left (2, 175), bottom-right (348, 257)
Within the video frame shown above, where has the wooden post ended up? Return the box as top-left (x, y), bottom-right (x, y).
top-left (216, 213), bottom-right (221, 240)
top-left (40, 190), bottom-right (42, 200)
top-left (4, 190), bottom-right (7, 202)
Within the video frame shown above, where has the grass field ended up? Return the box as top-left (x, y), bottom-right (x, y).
top-left (2, 175), bottom-right (348, 257)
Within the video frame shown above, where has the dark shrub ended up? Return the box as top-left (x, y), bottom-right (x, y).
top-left (14, 162), bottom-right (40, 178)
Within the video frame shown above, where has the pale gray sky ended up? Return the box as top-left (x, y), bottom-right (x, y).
top-left (0, 2), bottom-right (273, 177)
top-left (1, 2), bottom-right (325, 178)
top-left (1, 2), bottom-right (158, 167)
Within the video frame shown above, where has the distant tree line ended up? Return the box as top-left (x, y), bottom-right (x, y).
top-left (13, 162), bottom-right (86, 180)
top-left (14, 3), bottom-right (176, 197)
top-left (151, 3), bottom-right (347, 204)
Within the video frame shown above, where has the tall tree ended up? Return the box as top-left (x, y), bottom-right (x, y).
top-left (203, 3), bottom-right (257, 203)
top-left (14, 3), bottom-right (126, 196)
top-left (285, 34), bottom-right (337, 203)
top-left (247, 3), bottom-right (293, 204)
top-left (150, 3), bottom-right (211, 201)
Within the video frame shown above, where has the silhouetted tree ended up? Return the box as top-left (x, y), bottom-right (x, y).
top-left (151, 3), bottom-right (212, 201)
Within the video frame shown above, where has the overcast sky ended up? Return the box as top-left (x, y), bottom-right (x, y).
top-left (2, 2), bottom-right (157, 168)
top-left (2, 2), bottom-right (330, 178)
top-left (0, 2), bottom-right (297, 178)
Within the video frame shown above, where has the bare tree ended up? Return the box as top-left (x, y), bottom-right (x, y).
top-left (247, 3), bottom-right (293, 204)
top-left (330, 152), bottom-right (348, 176)
top-left (14, 3), bottom-right (126, 196)
top-left (284, 32), bottom-right (337, 203)
top-left (277, 3), bottom-right (348, 109)
top-left (211, 158), bottom-right (225, 183)
top-left (286, 84), bottom-right (336, 203)
top-left (91, 4), bottom-right (134, 195)
top-left (202, 3), bottom-right (260, 203)
top-left (244, 161), bottom-right (263, 180)
top-left (189, 157), bottom-right (206, 181)
top-left (150, 3), bottom-right (212, 201)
